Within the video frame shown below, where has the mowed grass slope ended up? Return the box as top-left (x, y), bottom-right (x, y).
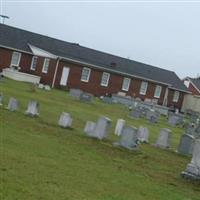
top-left (0, 78), bottom-right (199, 200)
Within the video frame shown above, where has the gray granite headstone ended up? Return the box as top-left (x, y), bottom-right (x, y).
top-left (113, 126), bottom-right (138, 150)
top-left (178, 134), bottom-right (195, 155)
top-left (80, 92), bottom-right (93, 102)
top-left (185, 123), bottom-right (195, 135)
top-left (25, 100), bottom-right (39, 117)
top-left (102, 96), bottom-right (113, 104)
top-left (168, 115), bottom-right (180, 126)
top-left (58, 112), bottom-right (72, 128)
top-left (85, 116), bottom-right (111, 140)
top-left (146, 110), bottom-right (160, 123)
top-left (69, 88), bottom-right (83, 99)
top-left (137, 126), bottom-right (149, 143)
top-left (130, 108), bottom-right (142, 119)
top-left (181, 139), bottom-right (200, 181)
top-left (114, 119), bottom-right (125, 136)
top-left (155, 128), bottom-right (172, 149)
top-left (7, 97), bottom-right (19, 111)
top-left (194, 124), bottom-right (200, 138)
top-left (84, 121), bottom-right (96, 136)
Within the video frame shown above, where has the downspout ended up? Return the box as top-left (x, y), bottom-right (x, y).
top-left (163, 86), bottom-right (169, 106)
top-left (52, 57), bottom-right (60, 88)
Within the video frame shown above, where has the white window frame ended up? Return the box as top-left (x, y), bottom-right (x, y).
top-left (154, 85), bottom-right (162, 98)
top-left (101, 72), bottom-right (110, 87)
top-left (81, 67), bottom-right (91, 82)
top-left (30, 56), bottom-right (38, 71)
top-left (140, 81), bottom-right (148, 95)
top-left (11, 51), bottom-right (21, 67)
top-left (42, 58), bottom-right (50, 73)
top-left (173, 91), bottom-right (180, 102)
top-left (122, 77), bottom-right (131, 91)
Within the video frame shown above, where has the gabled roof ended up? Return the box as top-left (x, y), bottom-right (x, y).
top-left (185, 77), bottom-right (200, 93)
top-left (0, 24), bottom-right (188, 92)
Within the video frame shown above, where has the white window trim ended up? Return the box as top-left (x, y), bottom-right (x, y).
top-left (42, 58), bottom-right (50, 73)
top-left (101, 72), bottom-right (110, 87)
top-left (30, 56), bottom-right (38, 71)
top-left (140, 81), bottom-right (148, 95)
top-left (173, 91), bottom-right (180, 102)
top-left (11, 51), bottom-right (21, 67)
top-left (122, 77), bottom-right (131, 91)
top-left (154, 85), bottom-right (162, 98)
top-left (81, 67), bottom-right (91, 82)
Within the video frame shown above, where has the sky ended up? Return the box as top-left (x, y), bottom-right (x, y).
top-left (0, 0), bottom-right (200, 79)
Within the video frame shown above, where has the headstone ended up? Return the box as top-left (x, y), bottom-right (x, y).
top-left (38, 83), bottom-right (44, 89)
top-left (155, 128), bottom-right (172, 149)
top-left (146, 110), bottom-right (160, 123)
top-left (58, 112), bottom-right (72, 128)
top-left (185, 123), bottom-right (195, 135)
top-left (113, 126), bottom-right (138, 150)
top-left (130, 108), bottom-right (142, 119)
top-left (178, 134), bottom-right (195, 155)
top-left (7, 97), bottom-right (19, 111)
top-left (102, 96), bottom-right (113, 104)
top-left (69, 88), bottom-right (83, 99)
top-left (137, 126), bottom-right (149, 143)
top-left (181, 139), bottom-right (200, 181)
top-left (85, 116), bottom-right (111, 140)
top-left (80, 92), bottom-right (93, 103)
top-left (25, 100), bottom-right (39, 117)
top-left (168, 115), bottom-right (180, 126)
top-left (44, 85), bottom-right (51, 91)
top-left (194, 124), bottom-right (200, 138)
top-left (114, 119), bottom-right (125, 136)
top-left (0, 94), bottom-right (3, 106)
top-left (84, 121), bottom-right (96, 135)
top-left (168, 112), bottom-right (184, 126)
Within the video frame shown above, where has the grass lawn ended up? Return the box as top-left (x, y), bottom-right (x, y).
top-left (0, 78), bottom-right (200, 200)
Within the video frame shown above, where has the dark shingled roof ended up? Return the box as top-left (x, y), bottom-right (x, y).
top-left (0, 24), bottom-right (188, 92)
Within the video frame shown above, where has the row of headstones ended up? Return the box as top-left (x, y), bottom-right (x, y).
top-left (130, 106), bottom-right (186, 127)
top-left (2, 96), bottom-right (200, 181)
top-left (130, 107), bottom-right (161, 124)
top-left (0, 96), bottom-right (39, 116)
top-left (69, 89), bottom-right (93, 102)
top-left (83, 117), bottom-right (200, 181)
top-left (3, 96), bottom-right (198, 155)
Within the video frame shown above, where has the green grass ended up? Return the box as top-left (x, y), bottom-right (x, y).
top-left (0, 78), bottom-right (199, 200)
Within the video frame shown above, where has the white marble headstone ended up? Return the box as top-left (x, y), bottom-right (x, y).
top-left (7, 97), bottom-right (19, 111)
top-left (137, 126), bottom-right (149, 143)
top-left (90, 116), bottom-right (112, 140)
top-left (181, 139), bottom-right (200, 180)
top-left (114, 119), bottom-right (125, 136)
top-left (58, 112), bottom-right (72, 128)
top-left (0, 94), bottom-right (3, 106)
top-left (84, 121), bottom-right (96, 136)
top-left (25, 100), bottom-right (39, 117)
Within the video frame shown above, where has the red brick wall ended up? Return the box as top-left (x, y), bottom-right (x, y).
top-left (54, 60), bottom-right (182, 107)
top-left (0, 47), bottom-right (185, 109)
top-left (188, 82), bottom-right (200, 95)
top-left (0, 47), bottom-right (57, 86)
top-left (167, 89), bottom-right (184, 109)
top-left (0, 47), bottom-right (12, 70)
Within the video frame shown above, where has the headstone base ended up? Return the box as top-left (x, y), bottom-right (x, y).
top-left (181, 163), bottom-right (200, 181)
